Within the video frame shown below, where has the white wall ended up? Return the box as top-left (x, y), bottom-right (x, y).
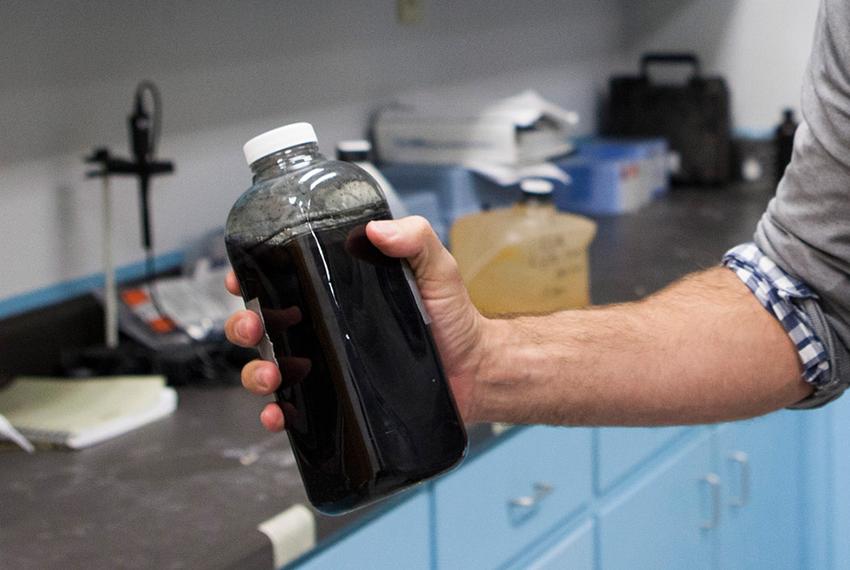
top-left (0, 0), bottom-right (624, 303)
top-left (619, 0), bottom-right (820, 133)
top-left (0, 0), bottom-right (823, 306)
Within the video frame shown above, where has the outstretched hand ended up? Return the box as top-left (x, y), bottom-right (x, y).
top-left (224, 216), bottom-right (488, 432)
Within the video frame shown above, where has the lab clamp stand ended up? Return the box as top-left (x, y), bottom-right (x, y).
top-left (75, 81), bottom-right (173, 371)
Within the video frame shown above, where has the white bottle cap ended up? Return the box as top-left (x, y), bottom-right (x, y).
top-left (520, 178), bottom-right (554, 195)
top-left (336, 140), bottom-right (372, 153)
top-left (243, 122), bottom-right (318, 166)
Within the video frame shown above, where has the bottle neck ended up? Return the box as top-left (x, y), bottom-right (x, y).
top-left (250, 142), bottom-right (322, 182)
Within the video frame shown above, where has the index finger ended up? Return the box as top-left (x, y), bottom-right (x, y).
top-left (225, 271), bottom-right (240, 296)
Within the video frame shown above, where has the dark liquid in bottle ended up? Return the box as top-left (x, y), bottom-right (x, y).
top-left (226, 208), bottom-right (467, 514)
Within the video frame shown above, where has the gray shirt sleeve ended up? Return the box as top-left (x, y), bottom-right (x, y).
top-left (754, 0), bottom-right (850, 408)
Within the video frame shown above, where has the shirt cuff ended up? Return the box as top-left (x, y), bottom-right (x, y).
top-left (722, 242), bottom-right (831, 387)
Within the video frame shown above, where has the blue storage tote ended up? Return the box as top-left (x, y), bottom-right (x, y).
top-left (579, 138), bottom-right (669, 198)
top-left (554, 139), bottom-right (668, 216)
top-left (379, 164), bottom-right (523, 242)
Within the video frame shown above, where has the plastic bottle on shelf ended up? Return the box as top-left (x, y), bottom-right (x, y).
top-left (775, 108), bottom-right (798, 182)
top-left (336, 139), bottom-right (409, 218)
top-left (450, 178), bottom-right (597, 316)
top-left (225, 123), bottom-right (466, 515)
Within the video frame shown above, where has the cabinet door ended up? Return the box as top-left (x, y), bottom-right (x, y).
top-left (716, 411), bottom-right (804, 569)
top-left (293, 492), bottom-right (430, 570)
top-left (598, 432), bottom-right (715, 570)
top-left (525, 520), bottom-right (595, 570)
top-left (434, 426), bottom-right (592, 569)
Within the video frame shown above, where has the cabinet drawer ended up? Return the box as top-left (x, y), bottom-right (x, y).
top-left (294, 492), bottom-right (430, 570)
top-left (596, 426), bottom-right (688, 492)
top-left (434, 426), bottom-right (592, 569)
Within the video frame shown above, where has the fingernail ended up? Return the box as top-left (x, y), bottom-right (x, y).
top-left (237, 318), bottom-right (251, 339)
top-left (371, 220), bottom-right (398, 238)
top-left (256, 370), bottom-right (270, 391)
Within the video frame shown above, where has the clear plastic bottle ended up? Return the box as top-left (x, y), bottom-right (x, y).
top-left (775, 108), bottom-right (798, 181)
top-left (450, 179), bottom-right (596, 316)
top-left (225, 123), bottom-right (467, 515)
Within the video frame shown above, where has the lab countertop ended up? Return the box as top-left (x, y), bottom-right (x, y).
top-left (0, 385), bottom-right (495, 569)
top-left (0, 184), bottom-right (775, 569)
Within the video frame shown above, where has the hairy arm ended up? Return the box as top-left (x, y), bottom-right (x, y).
top-left (475, 267), bottom-right (810, 426)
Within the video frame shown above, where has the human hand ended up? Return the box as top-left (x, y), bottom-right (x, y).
top-left (224, 216), bottom-right (488, 432)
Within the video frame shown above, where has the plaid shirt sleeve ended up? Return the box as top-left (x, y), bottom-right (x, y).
top-left (723, 242), bottom-right (831, 387)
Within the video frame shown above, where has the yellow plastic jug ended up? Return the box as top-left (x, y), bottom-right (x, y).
top-left (450, 179), bottom-right (596, 316)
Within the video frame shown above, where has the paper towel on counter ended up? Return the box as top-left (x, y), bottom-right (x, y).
top-left (258, 504), bottom-right (316, 568)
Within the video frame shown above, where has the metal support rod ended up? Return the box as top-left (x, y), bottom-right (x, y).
top-left (102, 176), bottom-right (119, 349)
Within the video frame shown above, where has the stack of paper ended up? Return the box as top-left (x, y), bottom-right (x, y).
top-left (0, 376), bottom-right (176, 449)
top-left (373, 90), bottom-right (579, 166)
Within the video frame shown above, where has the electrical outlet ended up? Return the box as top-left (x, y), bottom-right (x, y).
top-left (397, 0), bottom-right (423, 25)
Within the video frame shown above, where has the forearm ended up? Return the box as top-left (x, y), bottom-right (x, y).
top-left (473, 267), bottom-right (811, 426)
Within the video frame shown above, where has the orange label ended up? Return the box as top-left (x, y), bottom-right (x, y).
top-left (122, 289), bottom-right (149, 306)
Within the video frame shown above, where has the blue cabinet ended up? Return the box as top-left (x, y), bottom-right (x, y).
top-left (433, 426), bottom-right (592, 569)
top-left (523, 520), bottom-right (595, 570)
top-left (805, 393), bottom-right (850, 569)
top-left (294, 492), bottom-right (431, 570)
top-left (295, 411), bottom-right (817, 570)
top-left (595, 426), bottom-right (688, 492)
top-left (598, 431), bottom-right (715, 570)
top-left (716, 412), bottom-right (803, 570)
top-left (596, 413), bottom-right (806, 570)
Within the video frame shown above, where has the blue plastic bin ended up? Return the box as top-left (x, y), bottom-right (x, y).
top-left (379, 164), bottom-right (523, 243)
top-left (554, 138), bottom-right (668, 216)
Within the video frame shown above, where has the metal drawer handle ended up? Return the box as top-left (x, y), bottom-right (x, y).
top-left (728, 451), bottom-right (751, 507)
top-left (701, 473), bottom-right (721, 530)
top-left (510, 482), bottom-right (554, 509)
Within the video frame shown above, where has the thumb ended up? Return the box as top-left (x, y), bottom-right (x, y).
top-left (366, 216), bottom-right (464, 292)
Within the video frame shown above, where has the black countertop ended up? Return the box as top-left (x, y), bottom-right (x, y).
top-left (0, 185), bottom-right (775, 569)
top-left (589, 185), bottom-right (770, 305)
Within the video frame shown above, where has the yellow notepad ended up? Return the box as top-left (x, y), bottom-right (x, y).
top-left (0, 376), bottom-right (177, 449)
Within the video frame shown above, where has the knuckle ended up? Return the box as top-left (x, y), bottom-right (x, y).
top-left (409, 215), bottom-right (432, 237)
top-left (443, 254), bottom-right (462, 279)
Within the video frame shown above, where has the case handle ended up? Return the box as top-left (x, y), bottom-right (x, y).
top-left (640, 52), bottom-right (702, 79)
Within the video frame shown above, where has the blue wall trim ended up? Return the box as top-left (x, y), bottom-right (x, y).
top-left (0, 250), bottom-right (184, 320)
